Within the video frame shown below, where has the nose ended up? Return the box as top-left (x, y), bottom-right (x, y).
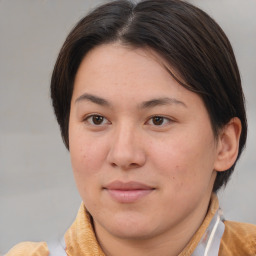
top-left (107, 124), bottom-right (146, 170)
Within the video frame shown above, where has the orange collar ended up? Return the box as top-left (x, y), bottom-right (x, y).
top-left (65, 194), bottom-right (219, 256)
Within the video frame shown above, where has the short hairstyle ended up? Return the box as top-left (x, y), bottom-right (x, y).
top-left (51, 0), bottom-right (247, 192)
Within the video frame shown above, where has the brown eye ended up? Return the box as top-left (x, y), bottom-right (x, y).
top-left (147, 116), bottom-right (171, 127)
top-left (85, 115), bottom-right (109, 126)
top-left (152, 116), bottom-right (164, 125)
top-left (92, 115), bottom-right (104, 125)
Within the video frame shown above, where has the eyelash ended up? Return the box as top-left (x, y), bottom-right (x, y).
top-left (83, 114), bottom-right (173, 127)
top-left (146, 116), bottom-right (172, 126)
top-left (84, 114), bottom-right (110, 126)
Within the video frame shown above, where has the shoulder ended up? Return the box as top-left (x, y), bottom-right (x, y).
top-left (5, 241), bottom-right (49, 256)
top-left (219, 220), bottom-right (256, 256)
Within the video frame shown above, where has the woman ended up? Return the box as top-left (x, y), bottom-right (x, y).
top-left (7, 0), bottom-right (256, 255)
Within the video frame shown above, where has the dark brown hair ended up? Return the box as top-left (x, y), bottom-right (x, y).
top-left (51, 0), bottom-right (247, 192)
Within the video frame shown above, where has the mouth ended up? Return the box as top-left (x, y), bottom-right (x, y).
top-left (103, 181), bottom-right (155, 203)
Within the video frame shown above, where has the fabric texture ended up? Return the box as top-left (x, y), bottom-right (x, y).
top-left (6, 242), bottom-right (48, 256)
top-left (6, 195), bottom-right (256, 256)
top-left (220, 220), bottom-right (256, 255)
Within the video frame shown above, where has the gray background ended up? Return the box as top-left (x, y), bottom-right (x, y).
top-left (0, 0), bottom-right (255, 253)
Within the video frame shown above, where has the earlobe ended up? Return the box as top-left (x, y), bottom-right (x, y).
top-left (214, 117), bottom-right (242, 172)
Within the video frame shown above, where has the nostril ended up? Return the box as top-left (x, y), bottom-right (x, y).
top-left (110, 161), bottom-right (140, 169)
top-left (111, 162), bottom-right (117, 167)
top-left (107, 139), bottom-right (146, 169)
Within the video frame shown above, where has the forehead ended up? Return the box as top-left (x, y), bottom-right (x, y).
top-left (75, 43), bottom-right (169, 84)
top-left (72, 43), bottom-right (204, 109)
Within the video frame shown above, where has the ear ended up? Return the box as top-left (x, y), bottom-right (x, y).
top-left (214, 117), bottom-right (242, 172)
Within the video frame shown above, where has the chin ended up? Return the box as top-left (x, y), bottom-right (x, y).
top-left (109, 224), bottom-right (155, 240)
top-left (100, 210), bottom-right (156, 240)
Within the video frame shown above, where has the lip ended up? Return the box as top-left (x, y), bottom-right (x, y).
top-left (103, 181), bottom-right (155, 203)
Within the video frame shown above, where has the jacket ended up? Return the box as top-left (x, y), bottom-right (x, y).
top-left (6, 195), bottom-right (256, 255)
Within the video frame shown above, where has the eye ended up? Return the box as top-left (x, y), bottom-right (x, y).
top-left (147, 116), bottom-right (171, 126)
top-left (84, 114), bottom-right (109, 126)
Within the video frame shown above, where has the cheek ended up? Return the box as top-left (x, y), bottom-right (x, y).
top-left (69, 134), bottom-right (109, 204)
top-left (69, 128), bottom-right (109, 185)
top-left (149, 131), bottom-right (216, 188)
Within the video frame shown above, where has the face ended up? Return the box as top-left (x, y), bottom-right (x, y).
top-left (69, 43), bottom-right (219, 241)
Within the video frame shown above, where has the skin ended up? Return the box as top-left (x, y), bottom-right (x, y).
top-left (69, 43), bottom-right (241, 256)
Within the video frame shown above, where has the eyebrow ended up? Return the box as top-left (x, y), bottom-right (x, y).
top-left (140, 97), bottom-right (187, 109)
top-left (75, 93), bottom-right (110, 107)
top-left (75, 93), bottom-right (187, 109)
